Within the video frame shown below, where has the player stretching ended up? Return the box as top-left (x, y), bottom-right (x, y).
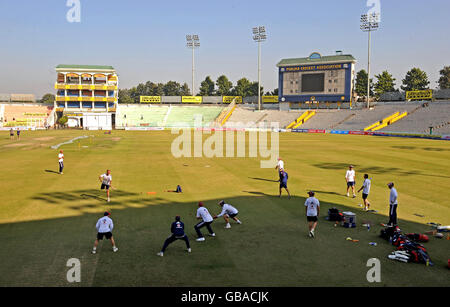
top-left (157, 216), bottom-right (191, 257)
top-left (305, 191), bottom-right (320, 238)
top-left (213, 200), bottom-right (242, 229)
top-left (194, 202), bottom-right (215, 242)
top-left (92, 212), bottom-right (118, 254)
top-left (58, 150), bottom-right (64, 174)
top-left (99, 170), bottom-right (112, 202)
top-left (345, 165), bottom-right (356, 198)
top-left (275, 157), bottom-right (284, 178)
top-left (279, 169), bottom-right (291, 199)
top-left (357, 174), bottom-right (371, 211)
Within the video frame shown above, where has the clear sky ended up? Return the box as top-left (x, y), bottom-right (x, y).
top-left (0, 0), bottom-right (449, 98)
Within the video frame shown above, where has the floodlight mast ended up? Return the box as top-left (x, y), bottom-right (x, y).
top-left (360, 13), bottom-right (379, 109)
top-left (252, 26), bottom-right (267, 111)
top-left (186, 34), bottom-right (200, 96)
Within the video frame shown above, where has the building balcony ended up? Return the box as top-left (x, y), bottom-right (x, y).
top-left (55, 96), bottom-right (117, 102)
top-left (54, 83), bottom-right (118, 90)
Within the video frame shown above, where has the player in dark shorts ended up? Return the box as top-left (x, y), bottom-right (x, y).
top-left (16, 129), bottom-right (20, 140)
top-left (278, 169), bottom-right (291, 199)
top-left (157, 216), bottom-right (191, 257)
top-left (92, 212), bottom-right (118, 254)
top-left (10, 128), bottom-right (14, 140)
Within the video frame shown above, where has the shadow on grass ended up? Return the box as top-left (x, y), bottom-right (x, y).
top-left (44, 170), bottom-right (60, 174)
top-left (313, 162), bottom-right (450, 179)
top-left (248, 177), bottom-right (279, 183)
top-left (0, 189), bottom-right (447, 287)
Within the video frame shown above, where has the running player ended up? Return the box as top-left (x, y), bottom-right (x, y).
top-left (279, 168), bottom-right (291, 199)
top-left (157, 216), bottom-right (191, 257)
top-left (213, 200), bottom-right (242, 229)
top-left (194, 202), bottom-right (215, 241)
top-left (357, 174), bottom-right (371, 211)
top-left (99, 170), bottom-right (112, 202)
top-left (58, 150), bottom-right (64, 174)
top-left (92, 212), bottom-right (118, 254)
top-left (305, 191), bottom-right (320, 238)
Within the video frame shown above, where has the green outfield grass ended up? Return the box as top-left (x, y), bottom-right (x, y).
top-left (0, 129), bottom-right (449, 287)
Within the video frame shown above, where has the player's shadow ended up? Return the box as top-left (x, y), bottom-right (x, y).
top-left (44, 170), bottom-right (60, 174)
top-left (248, 177), bottom-right (279, 183)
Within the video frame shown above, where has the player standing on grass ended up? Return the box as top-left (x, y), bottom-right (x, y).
top-left (387, 182), bottom-right (398, 226)
top-left (305, 191), bottom-right (320, 238)
top-left (213, 200), bottom-right (242, 229)
top-left (10, 128), bottom-right (14, 140)
top-left (92, 212), bottom-right (118, 254)
top-left (357, 174), bottom-right (371, 211)
top-left (58, 150), bottom-right (64, 174)
top-left (279, 168), bottom-right (291, 199)
top-left (194, 202), bottom-right (215, 242)
top-left (157, 216), bottom-right (191, 257)
top-left (345, 165), bottom-right (356, 198)
top-left (99, 170), bottom-right (112, 202)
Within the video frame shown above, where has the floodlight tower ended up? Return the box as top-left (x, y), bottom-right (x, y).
top-left (252, 26), bottom-right (267, 111)
top-left (186, 34), bottom-right (200, 96)
top-left (360, 13), bottom-right (379, 109)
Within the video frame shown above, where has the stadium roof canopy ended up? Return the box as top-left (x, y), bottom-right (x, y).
top-left (277, 53), bottom-right (356, 67)
top-left (56, 64), bottom-right (115, 73)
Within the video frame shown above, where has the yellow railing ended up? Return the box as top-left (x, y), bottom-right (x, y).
top-left (364, 111), bottom-right (408, 131)
top-left (286, 111), bottom-right (316, 129)
top-left (54, 83), bottom-right (117, 90)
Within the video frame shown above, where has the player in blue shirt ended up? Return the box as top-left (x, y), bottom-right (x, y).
top-left (279, 168), bottom-right (291, 199)
top-left (157, 216), bottom-right (191, 257)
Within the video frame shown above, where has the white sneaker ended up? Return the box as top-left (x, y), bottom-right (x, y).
top-left (308, 231), bottom-right (312, 238)
top-left (346, 193), bottom-right (349, 197)
top-left (196, 237), bottom-right (205, 242)
top-left (209, 233), bottom-right (216, 237)
top-left (157, 252), bottom-right (164, 257)
top-left (225, 223), bottom-right (231, 229)
top-left (311, 230), bottom-right (315, 238)
top-left (107, 198), bottom-right (111, 202)
top-left (92, 249), bottom-right (96, 254)
top-left (113, 247), bottom-right (118, 252)
top-left (187, 248), bottom-right (191, 253)
top-left (237, 220), bottom-right (242, 224)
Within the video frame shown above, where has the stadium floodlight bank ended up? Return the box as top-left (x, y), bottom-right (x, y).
top-left (277, 52), bottom-right (356, 104)
top-left (54, 65), bottom-right (119, 130)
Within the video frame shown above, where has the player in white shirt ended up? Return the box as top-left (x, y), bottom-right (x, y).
top-left (99, 170), bottom-right (113, 202)
top-left (275, 157), bottom-right (284, 179)
top-left (194, 202), bottom-right (215, 242)
top-left (213, 200), bottom-right (242, 229)
top-left (345, 165), bottom-right (356, 198)
top-left (304, 191), bottom-right (320, 238)
top-left (387, 182), bottom-right (398, 226)
top-left (92, 212), bottom-right (118, 254)
top-left (58, 150), bottom-right (64, 174)
top-left (357, 174), bottom-right (371, 211)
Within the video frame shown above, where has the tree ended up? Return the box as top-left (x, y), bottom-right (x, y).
top-left (248, 82), bottom-right (264, 97)
top-left (215, 75), bottom-right (233, 96)
top-left (180, 83), bottom-right (191, 96)
top-left (438, 66), bottom-right (450, 89)
top-left (401, 68), bottom-right (429, 91)
top-left (163, 81), bottom-right (182, 96)
top-left (374, 71), bottom-right (397, 97)
top-left (40, 93), bottom-right (55, 104)
top-left (265, 88), bottom-right (278, 96)
top-left (199, 76), bottom-right (215, 96)
top-left (58, 115), bottom-right (68, 126)
top-left (355, 69), bottom-right (374, 97)
top-left (118, 89), bottom-right (134, 104)
top-left (232, 78), bottom-right (251, 96)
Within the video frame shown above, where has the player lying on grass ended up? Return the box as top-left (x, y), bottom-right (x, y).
top-left (157, 216), bottom-right (191, 257)
top-left (278, 168), bottom-right (291, 199)
top-left (305, 191), bottom-right (320, 238)
top-left (213, 200), bottom-right (242, 229)
top-left (357, 174), bottom-right (371, 211)
top-left (194, 202), bottom-right (215, 242)
top-left (99, 170), bottom-right (112, 202)
top-left (92, 212), bottom-right (118, 254)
